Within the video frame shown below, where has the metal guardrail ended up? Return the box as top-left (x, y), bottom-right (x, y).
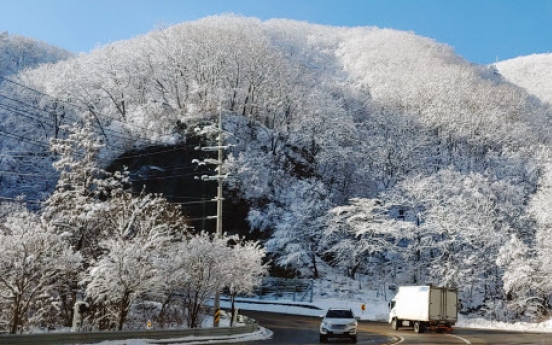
top-left (255, 277), bottom-right (314, 302)
top-left (0, 323), bottom-right (258, 345)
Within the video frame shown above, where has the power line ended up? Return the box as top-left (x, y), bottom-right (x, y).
top-left (111, 144), bottom-right (197, 160)
top-left (0, 77), bottom-right (226, 205)
top-left (129, 171), bottom-right (207, 182)
top-left (0, 166), bottom-right (216, 191)
top-left (0, 102), bottom-right (55, 128)
top-left (0, 190), bottom-right (216, 206)
top-left (159, 194), bottom-right (215, 201)
top-left (0, 78), bottom-right (221, 168)
top-left (0, 129), bottom-right (50, 147)
top-left (186, 217), bottom-right (217, 222)
top-left (0, 93), bottom-right (75, 125)
top-left (0, 194), bottom-right (217, 208)
top-left (0, 91), bottom-right (191, 152)
top-left (0, 196), bottom-right (42, 204)
top-left (0, 169), bottom-right (57, 179)
top-left (0, 165), bottom-right (212, 184)
top-left (167, 200), bottom-right (216, 206)
top-left (2, 146), bottom-right (201, 167)
top-left (0, 131), bottom-right (125, 156)
top-left (0, 144), bottom-right (206, 184)
top-left (0, 113), bottom-right (126, 152)
top-left (0, 75), bottom-right (186, 139)
top-left (0, 99), bottom-right (143, 151)
top-left (0, 92), bottom-right (56, 113)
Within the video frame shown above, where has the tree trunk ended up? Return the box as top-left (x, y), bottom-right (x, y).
top-left (230, 294), bottom-right (236, 327)
top-left (310, 253), bottom-right (319, 279)
top-left (10, 307), bottom-right (19, 334)
top-left (117, 295), bottom-right (130, 331)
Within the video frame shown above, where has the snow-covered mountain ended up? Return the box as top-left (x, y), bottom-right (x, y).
top-left (2, 15), bottom-right (552, 321)
top-left (0, 32), bottom-right (73, 77)
top-left (495, 53), bottom-right (552, 105)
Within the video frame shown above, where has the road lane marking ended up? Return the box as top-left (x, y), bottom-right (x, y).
top-left (393, 335), bottom-right (405, 344)
top-left (447, 334), bottom-right (472, 344)
top-left (380, 332), bottom-right (404, 344)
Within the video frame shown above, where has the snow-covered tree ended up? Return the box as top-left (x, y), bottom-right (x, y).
top-left (223, 239), bottom-right (267, 325)
top-left (264, 179), bottom-right (332, 278)
top-left (0, 210), bottom-right (81, 333)
top-left (42, 112), bottom-right (127, 259)
top-left (323, 198), bottom-right (405, 281)
top-left (37, 113), bottom-right (125, 329)
top-left (157, 232), bottom-right (255, 328)
top-left (81, 188), bottom-right (189, 330)
top-left (388, 169), bottom-right (523, 309)
top-left (0, 32), bottom-right (72, 77)
top-left (169, 232), bottom-right (228, 328)
top-left (83, 232), bottom-right (170, 331)
top-left (496, 235), bottom-right (544, 319)
top-left (103, 188), bottom-right (189, 241)
top-left (503, 161), bottom-right (552, 319)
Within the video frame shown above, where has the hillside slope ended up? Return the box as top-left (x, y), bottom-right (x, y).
top-left (0, 32), bottom-right (73, 77)
top-left (1, 15), bottom-right (552, 318)
top-left (495, 53), bottom-right (552, 105)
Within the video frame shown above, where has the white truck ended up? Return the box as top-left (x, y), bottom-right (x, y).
top-left (388, 285), bottom-right (458, 333)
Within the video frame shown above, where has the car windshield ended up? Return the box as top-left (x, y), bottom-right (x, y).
top-left (326, 309), bottom-right (353, 318)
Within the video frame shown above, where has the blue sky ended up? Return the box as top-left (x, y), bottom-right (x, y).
top-left (1, 0), bottom-right (551, 65)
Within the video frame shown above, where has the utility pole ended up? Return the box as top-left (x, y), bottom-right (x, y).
top-left (193, 108), bottom-right (229, 327)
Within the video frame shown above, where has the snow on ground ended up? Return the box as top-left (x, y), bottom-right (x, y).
top-left (457, 316), bottom-right (552, 333)
top-left (84, 327), bottom-right (273, 345)
top-left (220, 296), bottom-right (390, 322)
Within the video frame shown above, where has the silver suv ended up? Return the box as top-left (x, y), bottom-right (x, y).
top-left (319, 308), bottom-right (358, 343)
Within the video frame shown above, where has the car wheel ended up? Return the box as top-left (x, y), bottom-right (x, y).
top-left (319, 334), bottom-right (327, 343)
top-left (414, 321), bottom-right (426, 333)
top-left (391, 318), bottom-right (400, 330)
top-left (350, 335), bottom-right (357, 343)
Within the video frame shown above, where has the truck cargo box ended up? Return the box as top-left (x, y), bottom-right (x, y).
top-left (389, 285), bottom-right (458, 333)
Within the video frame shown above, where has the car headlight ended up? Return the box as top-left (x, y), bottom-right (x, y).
top-left (322, 321), bottom-right (331, 328)
top-left (349, 321), bottom-right (357, 327)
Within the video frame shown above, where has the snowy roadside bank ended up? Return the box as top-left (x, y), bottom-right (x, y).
top-left (59, 295), bottom-right (552, 344)
top-left (223, 296), bottom-right (552, 333)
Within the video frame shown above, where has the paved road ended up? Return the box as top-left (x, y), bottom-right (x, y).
top-left (238, 310), bottom-right (394, 345)
top-left (228, 311), bottom-right (551, 345)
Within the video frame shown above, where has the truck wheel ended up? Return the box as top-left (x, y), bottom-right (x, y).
top-left (391, 318), bottom-right (400, 330)
top-left (413, 321), bottom-right (426, 333)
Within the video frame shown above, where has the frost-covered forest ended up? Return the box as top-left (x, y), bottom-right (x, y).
top-left (496, 53), bottom-right (552, 105)
top-left (1, 14), bottom-right (552, 330)
top-left (0, 31), bottom-right (73, 77)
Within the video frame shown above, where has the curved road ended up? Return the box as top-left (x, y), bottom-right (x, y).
top-left (231, 311), bottom-right (550, 345)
